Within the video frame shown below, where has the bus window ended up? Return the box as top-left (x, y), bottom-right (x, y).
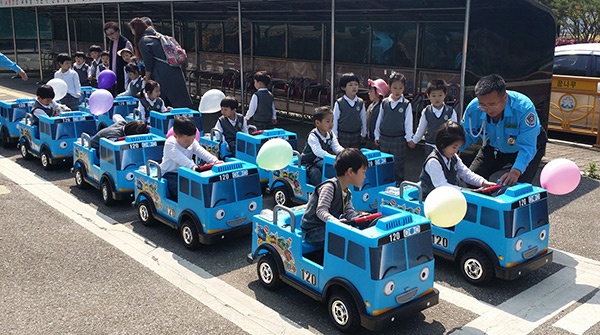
top-left (376, 161), bottom-right (395, 186)
top-left (203, 179), bottom-right (235, 208)
top-left (406, 231), bottom-right (433, 268)
top-left (118, 149), bottom-right (144, 170)
top-left (356, 166), bottom-right (377, 191)
top-left (191, 180), bottom-right (202, 200)
top-left (145, 145), bottom-right (164, 163)
top-left (420, 23), bottom-right (464, 71)
top-left (255, 23), bottom-right (286, 58)
top-left (464, 202), bottom-right (478, 223)
top-left (12, 107), bottom-right (27, 122)
top-left (369, 241), bottom-right (408, 280)
top-left (78, 120), bottom-right (97, 136)
top-left (327, 232), bottom-right (345, 260)
top-left (235, 174), bottom-right (261, 200)
top-left (480, 206), bottom-right (500, 229)
top-left (504, 206), bottom-right (531, 238)
top-left (101, 147), bottom-right (115, 165)
top-left (288, 23), bottom-right (322, 61)
top-left (370, 22), bottom-right (416, 67)
top-left (531, 198), bottom-right (549, 229)
top-left (236, 139), bottom-right (246, 154)
top-left (335, 23), bottom-right (369, 64)
top-left (180, 176), bottom-right (190, 195)
top-left (347, 240), bottom-right (366, 270)
top-left (53, 123), bottom-right (75, 139)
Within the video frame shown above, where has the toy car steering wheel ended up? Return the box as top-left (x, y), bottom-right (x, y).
top-left (195, 163), bottom-right (214, 172)
top-left (347, 212), bottom-right (382, 229)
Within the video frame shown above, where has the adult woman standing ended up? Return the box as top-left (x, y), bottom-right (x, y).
top-left (129, 17), bottom-right (192, 108)
top-left (104, 22), bottom-right (133, 94)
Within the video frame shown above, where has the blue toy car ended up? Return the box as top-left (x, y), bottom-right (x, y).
top-left (18, 111), bottom-right (97, 169)
top-left (0, 98), bottom-right (35, 148)
top-left (268, 148), bottom-right (395, 212)
top-left (72, 133), bottom-right (165, 205)
top-left (379, 181), bottom-right (553, 285)
top-left (146, 108), bottom-right (203, 138)
top-left (199, 125), bottom-right (259, 159)
top-left (247, 204), bottom-right (439, 332)
top-left (133, 158), bottom-right (262, 249)
top-left (79, 86), bottom-right (96, 107)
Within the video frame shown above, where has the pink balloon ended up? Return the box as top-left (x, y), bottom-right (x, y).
top-left (540, 158), bottom-right (581, 195)
top-left (166, 126), bottom-right (200, 141)
top-left (97, 70), bottom-right (116, 89)
top-left (88, 89), bottom-right (114, 116)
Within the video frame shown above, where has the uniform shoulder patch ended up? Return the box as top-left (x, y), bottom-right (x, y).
top-left (525, 112), bottom-right (536, 127)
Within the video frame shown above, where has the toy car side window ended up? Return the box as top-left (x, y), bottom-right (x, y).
top-left (191, 180), bottom-right (202, 200)
top-left (464, 202), bottom-right (477, 223)
top-left (236, 139), bottom-right (246, 154)
top-left (480, 206), bottom-right (500, 229)
top-left (347, 240), bottom-right (366, 270)
top-left (327, 232), bottom-right (345, 259)
top-left (179, 176), bottom-right (190, 195)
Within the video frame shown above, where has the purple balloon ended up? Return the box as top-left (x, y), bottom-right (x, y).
top-left (88, 89), bottom-right (114, 116)
top-left (97, 70), bottom-right (116, 89)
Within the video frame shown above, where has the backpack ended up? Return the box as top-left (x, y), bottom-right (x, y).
top-left (152, 32), bottom-right (187, 67)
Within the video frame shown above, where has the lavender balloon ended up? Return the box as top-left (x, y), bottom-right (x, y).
top-left (88, 89), bottom-right (114, 116)
top-left (97, 70), bottom-right (117, 89)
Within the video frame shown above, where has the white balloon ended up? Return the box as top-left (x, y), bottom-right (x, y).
top-left (199, 89), bottom-right (226, 114)
top-left (424, 186), bottom-right (467, 228)
top-left (47, 78), bottom-right (68, 101)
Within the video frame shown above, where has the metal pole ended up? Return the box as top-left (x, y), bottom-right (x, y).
top-left (171, 2), bottom-right (176, 37)
top-left (101, 4), bottom-right (107, 50)
top-left (65, 6), bottom-right (72, 56)
top-left (459, 0), bottom-right (472, 119)
top-left (238, 0), bottom-right (245, 113)
top-left (329, 0), bottom-right (335, 107)
top-left (36, 7), bottom-right (43, 82)
top-left (320, 22), bottom-right (325, 85)
top-left (10, 8), bottom-right (18, 63)
top-left (412, 22), bottom-right (420, 97)
top-left (73, 18), bottom-right (78, 52)
top-left (117, 3), bottom-right (122, 33)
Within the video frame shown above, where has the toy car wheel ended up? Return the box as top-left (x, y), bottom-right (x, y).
top-left (180, 219), bottom-right (200, 250)
top-left (273, 185), bottom-right (293, 207)
top-left (460, 249), bottom-right (494, 285)
top-left (40, 149), bottom-right (52, 170)
top-left (0, 127), bottom-right (10, 149)
top-left (137, 200), bottom-right (156, 226)
top-left (73, 167), bottom-right (89, 189)
top-left (101, 180), bottom-right (115, 206)
top-left (328, 289), bottom-right (360, 333)
top-left (257, 253), bottom-right (282, 290)
top-left (19, 140), bottom-right (31, 160)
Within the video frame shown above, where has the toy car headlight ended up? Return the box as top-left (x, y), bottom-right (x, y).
top-left (248, 201), bottom-right (258, 212)
top-left (125, 172), bottom-right (135, 181)
top-left (362, 193), bottom-right (370, 203)
top-left (420, 266), bottom-right (430, 281)
top-left (60, 141), bottom-right (68, 149)
top-left (539, 229), bottom-right (547, 241)
top-left (515, 239), bottom-right (523, 252)
top-left (383, 280), bottom-right (395, 296)
top-left (215, 209), bottom-right (226, 220)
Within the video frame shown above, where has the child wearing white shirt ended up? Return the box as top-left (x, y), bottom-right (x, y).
top-left (54, 53), bottom-right (81, 111)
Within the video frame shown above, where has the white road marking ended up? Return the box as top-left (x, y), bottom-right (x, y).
top-left (0, 155), bottom-right (312, 335)
top-left (553, 289), bottom-right (600, 335)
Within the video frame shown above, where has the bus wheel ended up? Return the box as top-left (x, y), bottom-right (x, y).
top-left (73, 167), bottom-right (89, 189)
top-left (273, 185), bottom-right (292, 207)
top-left (40, 149), bottom-right (52, 170)
top-left (101, 180), bottom-right (115, 206)
top-left (0, 127), bottom-right (10, 148)
top-left (180, 219), bottom-right (200, 250)
top-left (137, 200), bottom-right (156, 226)
top-left (20, 141), bottom-right (31, 160)
top-left (460, 249), bottom-right (494, 285)
top-left (257, 253), bottom-right (282, 290)
top-left (328, 289), bottom-right (360, 333)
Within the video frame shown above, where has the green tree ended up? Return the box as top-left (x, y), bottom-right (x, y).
top-left (539, 0), bottom-right (600, 42)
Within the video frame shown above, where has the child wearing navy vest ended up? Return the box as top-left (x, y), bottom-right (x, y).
top-left (87, 45), bottom-right (102, 87)
top-left (332, 72), bottom-right (366, 149)
top-left (137, 80), bottom-right (167, 121)
top-left (409, 79), bottom-right (457, 157)
top-left (300, 106), bottom-right (344, 185)
top-left (30, 85), bottom-right (69, 126)
top-left (374, 72), bottom-right (413, 185)
top-left (419, 121), bottom-right (495, 197)
top-left (73, 51), bottom-right (90, 86)
top-left (244, 71), bottom-right (277, 130)
top-left (118, 63), bottom-right (144, 98)
top-left (214, 96), bottom-right (248, 156)
top-left (301, 148), bottom-right (367, 249)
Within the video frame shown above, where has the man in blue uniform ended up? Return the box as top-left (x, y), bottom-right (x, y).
top-left (462, 74), bottom-right (547, 186)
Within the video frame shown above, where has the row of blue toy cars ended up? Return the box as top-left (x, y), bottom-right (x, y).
top-left (0, 92), bottom-right (554, 332)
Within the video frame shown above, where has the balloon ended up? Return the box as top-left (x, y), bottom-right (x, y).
top-left (199, 89), bottom-right (226, 114)
top-left (97, 70), bottom-right (117, 89)
top-left (166, 127), bottom-right (200, 141)
top-left (88, 89), bottom-right (114, 116)
top-left (540, 158), bottom-right (581, 195)
top-left (256, 138), bottom-right (293, 171)
top-left (424, 186), bottom-right (467, 228)
top-left (47, 78), bottom-right (68, 101)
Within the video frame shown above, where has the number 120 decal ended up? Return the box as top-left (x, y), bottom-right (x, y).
top-left (432, 235), bottom-right (448, 248)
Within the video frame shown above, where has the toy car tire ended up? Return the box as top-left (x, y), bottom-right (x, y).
top-left (137, 200), bottom-right (156, 226)
top-left (328, 289), bottom-right (360, 333)
top-left (40, 149), bottom-right (52, 170)
top-left (273, 185), bottom-right (293, 207)
top-left (101, 180), bottom-right (115, 206)
top-left (460, 249), bottom-right (494, 285)
top-left (0, 127), bottom-right (10, 149)
top-left (257, 253), bottom-right (282, 290)
top-left (180, 219), bottom-right (200, 250)
top-left (19, 140), bottom-right (31, 160)
top-left (73, 167), bottom-right (90, 189)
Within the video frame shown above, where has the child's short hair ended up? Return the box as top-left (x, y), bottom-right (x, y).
top-left (100, 51), bottom-right (110, 58)
top-left (144, 80), bottom-right (160, 93)
top-left (220, 96), bottom-right (238, 110)
top-left (254, 71), bottom-right (271, 86)
top-left (125, 62), bottom-right (140, 74)
top-left (426, 79), bottom-right (448, 95)
top-left (74, 51), bottom-right (86, 59)
top-left (313, 106), bottom-right (333, 123)
top-left (173, 116), bottom-right (197, 137)
top-left (56, 53), bottom-right (72, 64)
top-left (435, 121), bottom-right (465, 150)
top-left (89, 45), bottom-right (102, 53)
top-left (339, 72), bottom-right (359, 89)
top-left (36, 85), bottom-right (55, 99)
top-left (124, 120), bottom-right (149, 136)
top-left (388, 72), bottom-right (406, 87)
top-left (334, 148), bottom-right (368, 177)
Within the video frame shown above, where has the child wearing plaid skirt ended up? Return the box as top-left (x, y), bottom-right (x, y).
top-left (332, 73), bottom-right (366, 149)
